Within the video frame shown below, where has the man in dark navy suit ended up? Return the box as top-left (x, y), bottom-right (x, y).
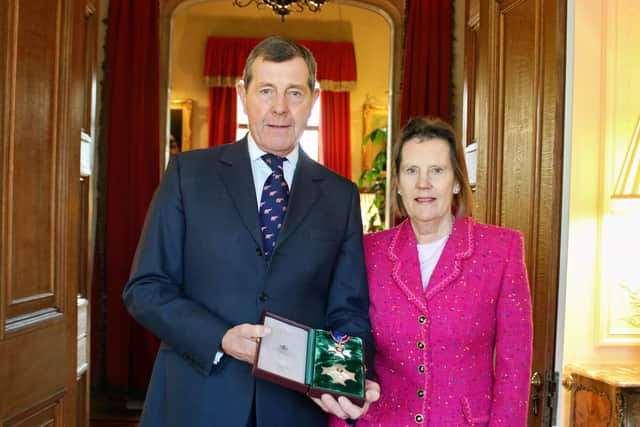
top-left (124, 36), bottom-right (379, 427)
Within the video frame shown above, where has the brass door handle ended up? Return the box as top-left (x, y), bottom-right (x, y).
top-left (531, 371), bottom-right (542, 391)
top-left (530, 371), bottom-right (542, 416)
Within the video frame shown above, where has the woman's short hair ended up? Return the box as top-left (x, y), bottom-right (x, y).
top-left (391, 116), bottom-right (473, 219)
top-left (242, 36), bottom-right (317, 92)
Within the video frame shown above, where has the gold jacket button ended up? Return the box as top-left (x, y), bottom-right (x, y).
top-left (415, 414), bottom-right (424, 423)
top-left (417, 341), bottom-right (425, 349)
top-left (417, 389), bottom-right (425, 398)
top-left (418, 315), bottom-right (426, 324)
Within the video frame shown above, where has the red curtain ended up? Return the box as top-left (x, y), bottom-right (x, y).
top-left (400, 0), bottom-right (452, 125)
top-left (208, 87), bottom-right (237, 147)
top-left (203, 37), bottom-right (257, 146)
top-left (102, 0), bottom-right (160, 392)
top-left (303, 41), bottom-right (356, 178)
top-left (203, 38), bottom-right (356, 176)
top-left (320, 91), bottom-right (351, 178)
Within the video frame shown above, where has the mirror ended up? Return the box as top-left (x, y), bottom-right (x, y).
top-left (169, 99), bottom-right (193, 154)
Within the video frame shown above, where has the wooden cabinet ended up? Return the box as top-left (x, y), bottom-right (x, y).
top-left (564, 364), bottom-right (640, 427)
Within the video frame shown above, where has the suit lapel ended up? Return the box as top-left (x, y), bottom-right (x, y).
top-left (276, 150), bottom-right (322, 248)
top-left (424, 217), bottom-right (475, 301)
top-left (217, 138), bottom-right (263, 249)
top-left (388, 217), bottom-right (476, 311)
top-left (387, 220), bottom-right (429, 313)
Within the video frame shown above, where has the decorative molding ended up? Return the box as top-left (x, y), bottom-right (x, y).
top-left (5, 308), bottom-right (62, 334)
top-left (573, 385), bottom-right (613, 426)
top-left (3, 388), bottom-right (65, 426)
top-left (170, 98), bottom-right (194, 152)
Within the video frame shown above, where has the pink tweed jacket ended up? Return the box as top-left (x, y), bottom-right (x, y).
top-left (330, 216), bottom-right (532, 427)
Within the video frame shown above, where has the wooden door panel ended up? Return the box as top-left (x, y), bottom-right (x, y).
top-left (4, 391), bottom-right (63, 427)
top-left (0, 323), bottom-right (66, 415)
top-left (5, 0), bottom-right (64, 321)
top-left (1, 0), bottom-right (83, 425)
top-left (462, 0), bottom-right (479, 149)
top-left (497, 0), bottom-right (539, 271)
top-left (471, 0), bottom-right (565, 425)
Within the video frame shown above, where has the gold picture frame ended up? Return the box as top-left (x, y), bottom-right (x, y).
top-left (170, 99), bottom-right (193, 152)
top-left (361, 103), bottom-right (388, 171)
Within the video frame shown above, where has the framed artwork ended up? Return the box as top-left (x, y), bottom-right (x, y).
top-left (169, 99), bottom-right (193, 153)
top-left (597, 216), bottom-right (640, 345)
top-left (361, 103), bottom-right (388, 171)
top-left (598, 280), bottom-right (640, 345)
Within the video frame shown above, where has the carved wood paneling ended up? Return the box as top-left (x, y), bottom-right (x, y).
top-left (626, 392), bottom-right (640, 427)
top-left (82, 1), bottom-right (98, 137)
top-left (462, 0), bottom-right (479, 149)
top-left (496, 0), bottom-right (539, 268)
top-left (0, 322), bottom-right (67, 414)
top-left (4, 390), bottom-right (64, 427)
top-left (3, 0), bottom-right (66, 324)
top-left (473, 0), bottom-right (565, 425)
top-left (1, 0), bottom-right (83, 424)
top-left (567, 366), bottom-right (640, 427)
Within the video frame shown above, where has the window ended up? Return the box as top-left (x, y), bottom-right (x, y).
top-left (236, 96), bottom-right (321, 162)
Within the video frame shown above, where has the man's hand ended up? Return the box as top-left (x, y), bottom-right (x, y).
top-left (311, 379), bottom-right (380, 420)
top-left (221, 323), bottom-right (272, 364)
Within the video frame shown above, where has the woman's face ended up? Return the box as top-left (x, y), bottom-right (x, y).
top-left (397, 137), bottom-right (458, 228)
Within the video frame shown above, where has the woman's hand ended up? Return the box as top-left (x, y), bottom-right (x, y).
top-left (311, 379), bottom-right (381, 420)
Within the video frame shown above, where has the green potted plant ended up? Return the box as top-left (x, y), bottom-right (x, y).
top-left (358, 128), bottom-right (388, 232)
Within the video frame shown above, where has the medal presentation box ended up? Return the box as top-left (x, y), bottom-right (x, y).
top-left (252, 312), bottom-right (366, 406)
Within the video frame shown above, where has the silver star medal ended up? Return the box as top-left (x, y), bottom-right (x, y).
top-left (321, 364), bottom-right (356, 385)
top-left (328, 343), bottom-right (352, 359)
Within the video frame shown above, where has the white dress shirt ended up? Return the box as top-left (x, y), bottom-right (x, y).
top-left (246, 132), bottom-right (298, 207)
top-left (417, 234), bottom-right (449, 290)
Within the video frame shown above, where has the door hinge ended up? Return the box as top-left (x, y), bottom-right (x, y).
top-left (544, 369), bottom-right (559, 425)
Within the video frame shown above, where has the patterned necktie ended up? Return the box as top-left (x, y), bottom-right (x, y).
top-left (259, 153), bottom-right (290, 260)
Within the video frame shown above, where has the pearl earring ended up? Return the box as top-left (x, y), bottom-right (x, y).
top-left (453, 185), bottom-right (460, 194)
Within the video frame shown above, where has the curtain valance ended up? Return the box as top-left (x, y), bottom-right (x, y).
top-left (203, 37), bottom-right (357, 92)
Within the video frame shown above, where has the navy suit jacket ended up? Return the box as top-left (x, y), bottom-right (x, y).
top-left (123, 139), bottom-right (374, 427)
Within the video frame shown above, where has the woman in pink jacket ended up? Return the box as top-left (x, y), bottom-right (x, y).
top-left (330, 117), bottom-right (532, 426)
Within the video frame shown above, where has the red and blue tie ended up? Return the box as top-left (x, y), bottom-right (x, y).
top-left (259, 154), bottom-right (289, 260)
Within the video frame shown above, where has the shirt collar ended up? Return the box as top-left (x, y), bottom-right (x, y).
top-left (246, 132), bottom-right (299, 165)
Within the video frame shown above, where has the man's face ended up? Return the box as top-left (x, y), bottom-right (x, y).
top-left (237, 57), bottom-right (319, 157)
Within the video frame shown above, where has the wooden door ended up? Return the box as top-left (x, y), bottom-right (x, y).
top-left (468, 0), bottom-right (566, 425)
top-left (0, 0), bottom-right (84, 425)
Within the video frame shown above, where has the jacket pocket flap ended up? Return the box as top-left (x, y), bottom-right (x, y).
top-left (461, 394), bottom-right (491, 425)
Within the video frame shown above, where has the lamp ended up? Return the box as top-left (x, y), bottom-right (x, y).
top-left (232, 0), bottom-right (328, 21)
top-left (611, 115), bottom-right (640, 199)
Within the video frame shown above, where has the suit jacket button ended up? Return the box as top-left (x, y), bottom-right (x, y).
top-left (418, 365), bottom-right (425, 373)
top-left (417, 341), bottom-right (425, 350)
top-left (259, 292), bottom-right (268, 302)
top-left (256, 247), bottom-right (263, 256)
top-left (418, 315), bottom-right (426, 324)
top-left (417, 389), bottom-right (425, 398)
top-left (415, 414), bottom-right (424, 423)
